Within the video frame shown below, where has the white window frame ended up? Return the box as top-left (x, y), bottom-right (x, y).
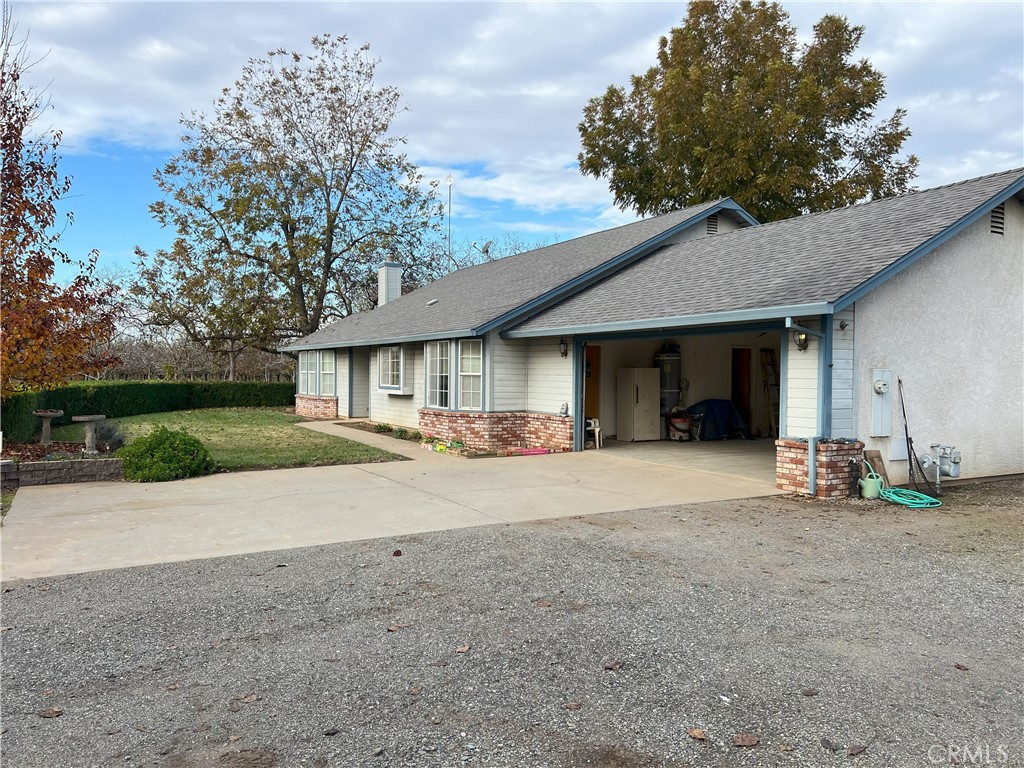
top-left (297, 351), bottom-right (312, 395)
top-left (319, 350), bottom-right (336, 396)
top-left (425, 340), bottom-right (450, 408)
top-left (377, 345), bottom-right (413, 395)
top-left (458, 339), bottom-right (482, 411)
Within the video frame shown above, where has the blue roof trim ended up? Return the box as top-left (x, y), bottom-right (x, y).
top-left (282, 329), bottom-right (474, 352)
top-left (501, 302), bottom-right (832, 339)
top-left (475, 200), bottom-right (759, 336)
top-left (834, 175), bottom-right (1024, 311)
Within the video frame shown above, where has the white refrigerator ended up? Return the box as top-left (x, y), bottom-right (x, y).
top-left (616, 368), bottom-right (660, 441)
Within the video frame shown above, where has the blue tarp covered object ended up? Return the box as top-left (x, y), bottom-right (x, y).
top-left (685, 399), bottom-right (748, 440)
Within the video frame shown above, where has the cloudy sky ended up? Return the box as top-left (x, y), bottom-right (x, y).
top-left (11, 1), bottom-right (1024, 280)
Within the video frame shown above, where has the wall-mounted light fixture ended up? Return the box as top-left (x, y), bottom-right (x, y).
top-left (793, 330), bottom-right (810, 351)
top-left (839, 320), bottom-right (849, 330)
top-left (559, 338), bottom-right (569, 358)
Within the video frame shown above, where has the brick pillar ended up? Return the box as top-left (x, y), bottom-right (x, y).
top-left (776, 439), bottom-right (864, 498)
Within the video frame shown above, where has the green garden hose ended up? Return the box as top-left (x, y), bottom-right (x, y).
top-left (864, 460), bottom-right (941, 508)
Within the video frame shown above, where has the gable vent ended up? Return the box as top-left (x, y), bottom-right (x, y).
top-left (990, 203), bottom-right (1005, 235)
top-left (706, 213), bottom-right (719, 235)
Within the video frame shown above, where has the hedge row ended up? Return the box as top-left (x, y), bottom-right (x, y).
top-left (1, 380), bottom-right (295, 442)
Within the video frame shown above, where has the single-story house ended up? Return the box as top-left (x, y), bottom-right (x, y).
top-left (284, 167), bottom-right (1023, 495)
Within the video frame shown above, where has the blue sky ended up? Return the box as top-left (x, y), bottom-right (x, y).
top-left (12, 1), bottom-right (1024, 283)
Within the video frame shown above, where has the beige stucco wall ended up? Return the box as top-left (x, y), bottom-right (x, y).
top-left (854, 199), bottom-right (1024, 482)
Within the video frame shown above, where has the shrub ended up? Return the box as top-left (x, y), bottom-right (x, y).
top-left (95, 421), bottom-right (126, 451)
top-left (393, 427), bottom-right (408, 439)
top-left (373, 422), bottom-right (393, 433)
top-left (117, 426), bottom-right (216, 482)
top-left (409, 431), bottom-right (421, 441)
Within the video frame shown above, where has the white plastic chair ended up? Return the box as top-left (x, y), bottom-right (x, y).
top-left (586, 418), bottom-right (603, 449)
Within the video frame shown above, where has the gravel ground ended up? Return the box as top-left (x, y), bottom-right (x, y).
top-left (1, 478), bottom-right (1021, 768)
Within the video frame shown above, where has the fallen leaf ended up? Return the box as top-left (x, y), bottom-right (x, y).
top-left (734, 733), bottom-right (759, 748)
top-left (107, 729), bottom-right (122, 735)
top-left (314, 759), bottom-right (328, 768)
top-left (324, 728), bottom-right (340, 736)
top-left (231, 693), bottom-right (260, 703)
top-left (193, 724), bottom-right (211, 733)
top-left (165, 644), bottom-right (177, 650)
top-left (0, 626), bottom-right (14, 632)
top-left (37, 707), bottom-right (63, 718)
top-left (342, 581), bottom-right (354, 587)
top-left (564, 701), bottom-right (583, 710)
top-left (228, 735), bottom-right (242, 743)
top-left (393, 549), bottom-right (402, 557)
top-left (373, 747), bottom-right (386, 757)
top-left (848, 745), bottom-right (866, 756)
top-left (387, 623), bottom-right (412, 633)
top-left (165, 683), bottom-right (180, 691)
top-left (953, 663), bottom-right (969, 671)
top-left (427, 660), bottom-right (449, 667)
top-left (135, 725), bottom-right (154, 733)
top-left (777, 743), bottom-right (794, 751)
top-left (821, 737), bottom-right (841, 752)
top-left (533, 599), bottom-right (553, 608)
top-left (274, 564), bottom-right (288, 568)
top-left (322, 658), bottom-right (340, 663)
top-left (686, 727), bottom-right (706, 741)
top-left (42, 688), bottom-right (55, 696)
top-left (603, 660), bottom-right (623, 671)
top-left (802, 688), bottom-right (819, 696)
top-left (455, 644), bottom-right (471, 653)
top-left (409, 686), bottom-right (422, 696)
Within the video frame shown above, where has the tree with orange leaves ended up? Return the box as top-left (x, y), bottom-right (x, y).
top-left (0, 5), bottom-right (120, 399)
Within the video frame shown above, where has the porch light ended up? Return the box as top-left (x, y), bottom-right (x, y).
top-left (559, 338), bottom-right (569, 358)
top-left (793, 330), bottom-right (810, 351)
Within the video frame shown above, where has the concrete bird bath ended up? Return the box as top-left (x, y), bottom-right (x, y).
top-left (32, 409), bottom-right (65, 446)
top-left (72, 414), bottom-right (106, 455)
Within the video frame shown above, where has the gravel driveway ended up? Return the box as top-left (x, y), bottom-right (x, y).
top-left (2, 478), bottom-right (1021, 768)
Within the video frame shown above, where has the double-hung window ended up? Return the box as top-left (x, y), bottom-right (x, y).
top-left (319, 351), bottom-right (336, 396)
top-left (379, 346), bottom-right (402, 388)
top-left (426, 341), bottom-right (450, 408)
top-left (459, 339), bottom-right (482, 410)
top-left (298, 351), bottom-right (312, 394)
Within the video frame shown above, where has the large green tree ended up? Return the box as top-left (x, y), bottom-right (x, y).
top-left (135, 34), bottom-right (445, 355)
top-left (578, 0), bottom-right (919, 222)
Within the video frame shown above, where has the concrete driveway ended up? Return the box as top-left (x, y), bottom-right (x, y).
top-left (1, 423), bottom-right (782, 581)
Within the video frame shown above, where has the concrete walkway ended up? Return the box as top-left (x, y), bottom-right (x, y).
top-left (1, 422), bottom-right (783, 581)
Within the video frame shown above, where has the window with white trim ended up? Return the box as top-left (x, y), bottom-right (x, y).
top-left (297, 351), bottom-right (312, 394)
top-left (378, 346), bottom-right (402, 388)
top-left (426, 341), bottom-right (450, 408)
top-left (319, 350), bottom-right (336, 396)
top-left (459, 339), bottom-right (482, 410)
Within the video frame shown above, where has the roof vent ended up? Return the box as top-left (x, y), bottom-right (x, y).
top-left (706, 213), bottom-right (719, 235)
top-left (990, 203), bottom-right (1005, 235)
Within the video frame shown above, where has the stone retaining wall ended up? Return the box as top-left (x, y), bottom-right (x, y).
top-left (776, 439), bottom-right (864, 498)
top-left (9, 458), bottom-right (125, 486)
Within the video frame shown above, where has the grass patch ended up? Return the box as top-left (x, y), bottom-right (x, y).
top-left (52, 408), bottom-right (400, 471)
top-left (1, 489), bottom-right (15, 517)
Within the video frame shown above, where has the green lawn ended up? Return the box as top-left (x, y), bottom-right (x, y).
top-left (51, 408), bottom-right (400, 471)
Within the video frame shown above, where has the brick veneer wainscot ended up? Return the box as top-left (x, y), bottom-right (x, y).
top-left (418, 409), bottom-right (573, 452)
top-left (776, 438), bottom-right (864, 498)
top-left (295, 395), bottom-right (339, 419)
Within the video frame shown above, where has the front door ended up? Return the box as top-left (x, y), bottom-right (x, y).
top-left (731, 347), bottom-right (752, 432)
top-left (584, 345), bottom-right (601, 419)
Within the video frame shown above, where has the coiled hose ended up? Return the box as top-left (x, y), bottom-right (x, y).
top-left (864, 460), bottom-right (942, 508)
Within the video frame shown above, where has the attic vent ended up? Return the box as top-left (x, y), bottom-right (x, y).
top-left (990, 203), bottom-right (1005, 235)
top-left (706, 213), bottom-right (719, 235)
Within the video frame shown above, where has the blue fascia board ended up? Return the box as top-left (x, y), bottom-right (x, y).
top-left (834, 176), bottom-right (1024, 311)
top-left (281, 329), bottom-right (475, 352)
top-left (502, 303), bottom-right (833, 339)
top-left (475, 202), bottom-right (758, 337)
top-left (718, 199), bottom-right (761, 228)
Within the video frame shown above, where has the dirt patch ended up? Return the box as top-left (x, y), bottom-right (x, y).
top-left (335, 421), bottom-right (421, 441)
top-left (0, 441), bottom-right (93, 463)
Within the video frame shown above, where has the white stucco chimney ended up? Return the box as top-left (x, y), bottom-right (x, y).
top-left (378, 261), bottom-right (402, 307)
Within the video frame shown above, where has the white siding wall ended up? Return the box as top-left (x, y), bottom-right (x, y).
top-left (831, 308), bottom-right (855, 439)
top-left (368, 344), bottom-right (423, 429)
top-left (335, 349), bottom-right (350, 417)
top-left (526, 339), bottom-right (574, 414)
top-left (350, 347), bottom-right (370, 418)
top-left (854, 202), bottom-right (1024, 481)
top-left (784, 320), bottom-right (820, 438)
top-left (487, 332), bottom-right (528, 411)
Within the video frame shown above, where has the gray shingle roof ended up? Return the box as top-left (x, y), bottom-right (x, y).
top-left (284, 199), bottom-right (741, 349)
top-left (509, 167), bottom-right (1024, 335)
